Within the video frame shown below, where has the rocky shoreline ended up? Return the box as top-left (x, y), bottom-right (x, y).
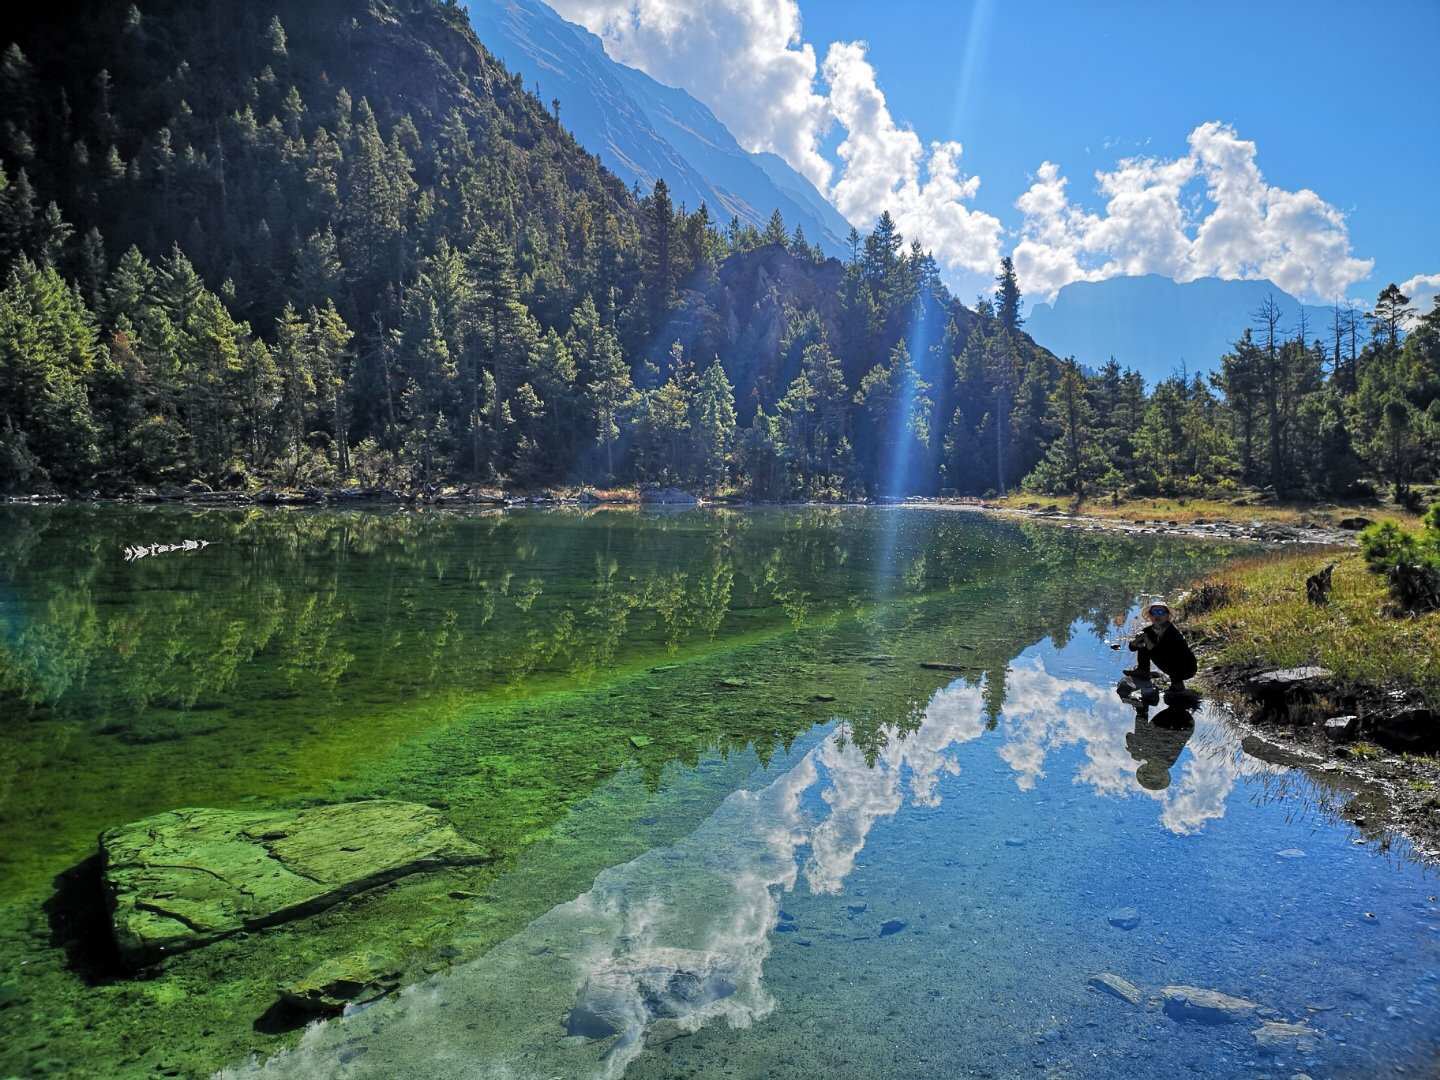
top-left (6, 487), bottom-right (1371, 548)
top-left (920, 499), bottom-right (1368, 548)
top-left (1197, 660), bottom-right (1440, 864)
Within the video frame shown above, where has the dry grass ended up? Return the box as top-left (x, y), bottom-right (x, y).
top-left (1187, 550), bottom-right (1440, 695)
top-left (989, 492), bottom-right (1422, 529)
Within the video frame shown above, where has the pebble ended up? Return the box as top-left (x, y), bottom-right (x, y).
top-left (879, 919), bottom-right (907, 937)
top-left (1108, 906), bottom-right (1141, 930)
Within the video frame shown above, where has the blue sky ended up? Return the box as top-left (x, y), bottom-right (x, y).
top-left (801, 0), bottom-right (1439, 297)
top-left (550, 0), bottom-right (1439, 308)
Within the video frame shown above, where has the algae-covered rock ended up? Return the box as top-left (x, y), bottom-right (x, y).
top-left (101, 801), bottom-right (488, 966)
top-left (280, 952), bottom-right (403, 1016)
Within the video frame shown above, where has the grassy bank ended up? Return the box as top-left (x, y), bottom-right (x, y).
top-left (1185, 550), bottom-right (1440, 699)
top-left (988, 492), bottom-right (1423, 530)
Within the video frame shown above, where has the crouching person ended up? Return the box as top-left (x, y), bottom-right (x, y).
top-left (1125, 599), bottom-right (1196, 692)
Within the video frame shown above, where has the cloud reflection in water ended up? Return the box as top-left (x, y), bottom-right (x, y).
top-left (220, 659), bottom-right (1265, 1080)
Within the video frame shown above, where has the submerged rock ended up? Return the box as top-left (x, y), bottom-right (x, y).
top-left (1161, 985), bottom-right (1260, 1024)
top-left (281, 951), bottom-right (403, 1016)
top-left (879, 919), bottom-right (907, 937)
top-left (1087, 973), bottom-right (1142, 1005)
top-left (1251, 1019), bottom-right (1319, 1053)
top-left (101, 801), bottom-right (488, 966)
top-left (1107, 906), bottom-right (1141, 930)
top-left (565, 948), bottom-right (738, 1039)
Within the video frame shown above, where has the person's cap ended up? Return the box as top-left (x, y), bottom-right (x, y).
top-left (1146, 599), bottom-right (1172, 617)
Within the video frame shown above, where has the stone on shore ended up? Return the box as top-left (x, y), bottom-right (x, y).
top-left (1365, 706), bottom-right (1439, 754)
top-left (101, 801), bottom-right (489, 966)
top-left (1322, 715), bottom-right (1360, 742)
top-left (1087, 973), bottom-right (1142, 1005)
top-left (1244, 667), bottom-right (1334, 718)
top-left (1161, 985), bottom-right (1260, 1024)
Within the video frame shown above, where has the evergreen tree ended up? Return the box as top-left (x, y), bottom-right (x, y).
top-left (0, 258), bottom-right (100, 489)
top-left (994, 256), bottom-right (1023, 334)
top-left (1025, 360), bottom-right (1105, 497)
top-left (692, 359), bottom-right (736, 491)
top-left (762, 209), bottom-right (789, 249)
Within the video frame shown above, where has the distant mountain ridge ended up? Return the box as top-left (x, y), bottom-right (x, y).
top-left (468, 0), bottom-right (852, 257)
top-left (1026, 275), bottom-right (1338, 384)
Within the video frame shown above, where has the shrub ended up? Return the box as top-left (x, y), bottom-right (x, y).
top-left (1359, 514), bottom-right (1440, 613)
top-left (1359, 520), bottom-right (1420, 572)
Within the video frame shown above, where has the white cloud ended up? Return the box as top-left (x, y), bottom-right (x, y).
top-left (547, 0), bottom-right (833, 191)
top-left (547, 2), bottom-right (1001, 284)
top-left (1401, 273), bottom-right (1440, 325)
top-left (545, 7), bottom-right (1375, 305)
top-left (1013, 121), bottom-right (1374, 302)
top-left (822, 41), bottom-right (1002, 279)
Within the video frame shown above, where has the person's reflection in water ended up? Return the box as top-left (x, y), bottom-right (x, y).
top-left (1125, 705), bottom-right (1195, 791)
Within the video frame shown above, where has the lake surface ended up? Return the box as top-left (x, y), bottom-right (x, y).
top-left (1, 505), bottom-right (1437, 1079)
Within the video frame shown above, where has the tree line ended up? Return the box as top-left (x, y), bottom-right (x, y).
top-left (1, 0), bottom-right (1436, 503)
top-left (1024, 282), bottom-right (1440, 505)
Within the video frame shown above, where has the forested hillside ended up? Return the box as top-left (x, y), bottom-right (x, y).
top-left (1, 0), bottom-right (1436, 504)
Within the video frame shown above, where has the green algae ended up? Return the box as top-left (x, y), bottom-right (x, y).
top-left (0, 504), bottom-right (1252, 1079)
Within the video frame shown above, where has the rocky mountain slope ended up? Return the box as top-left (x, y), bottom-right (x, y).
top-left (468, 0), bottom-right (852, 256)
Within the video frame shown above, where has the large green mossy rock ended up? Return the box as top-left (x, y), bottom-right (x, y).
top-left (100, 801), bottom-right (488, 966)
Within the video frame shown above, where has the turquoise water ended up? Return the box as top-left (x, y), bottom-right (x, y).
top-left (1, 505), bottom-right (1437, 1079)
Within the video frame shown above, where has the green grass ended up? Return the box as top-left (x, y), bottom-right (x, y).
top-left (989, 492), bottom-right (1422, 530)
top-left (1187, 550), bottom-right (1440, 697)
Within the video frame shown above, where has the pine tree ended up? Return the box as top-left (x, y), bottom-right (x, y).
top-left (1026, 360), bottom-right (1104, 497)
top-left (642, 179), bottom-right (676, 334)
top-left (762, 209), bottom-right (789, 249)
top-left (570, 295), bottom-right (634, 482)
top-left (994, 256), bottom-right (1023, 334)
top-left (1369, 283), bottom-right (1415, 351)
top-left (0, 258), bottom-right (101, 489)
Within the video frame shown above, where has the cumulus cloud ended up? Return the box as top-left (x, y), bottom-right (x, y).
top-left (547, 0), bottom-right (833, 191)
top-left (547, 6), bottom-right (1373, 303)
top-left (822, 41), bottom-right (1002, 278)
top-left (548, 2), bottom-right (1001, 282)
top-left (1013, 121), bottom-right (1374, 302)
top-left (1401, 273), bottom-right (1440, 325)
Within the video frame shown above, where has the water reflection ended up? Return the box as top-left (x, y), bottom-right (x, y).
top-left (1127, 707), bottom-right (1194, 791)
top-left (223, 657), bottom-right (1282, 1080)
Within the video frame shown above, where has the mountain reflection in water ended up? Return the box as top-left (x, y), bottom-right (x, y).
top-left (223, 658), bottom-right (1283, 1080)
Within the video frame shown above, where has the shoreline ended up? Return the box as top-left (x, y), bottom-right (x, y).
top-left (5, 489), bottom-right (1369, 547)
top-left (1180, 549), bottom-right (1439, 867)
top-left (1201, 675), bottom-right (1440, 865)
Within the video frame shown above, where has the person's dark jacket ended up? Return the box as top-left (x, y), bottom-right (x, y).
top-left (1129, 621), bottom-right (1197, 680)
